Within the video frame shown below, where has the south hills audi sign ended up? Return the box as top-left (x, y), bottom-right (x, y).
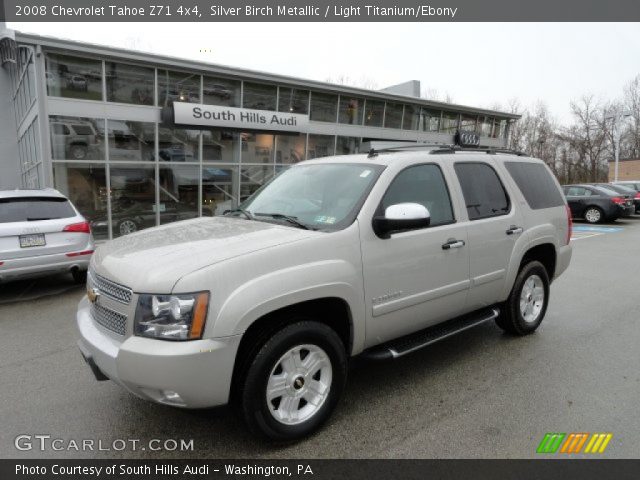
top-left (170, 102), bottom-right (309, 132)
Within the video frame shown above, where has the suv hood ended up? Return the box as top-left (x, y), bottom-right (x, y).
top-left (92, 217), bottom-right (314, 292)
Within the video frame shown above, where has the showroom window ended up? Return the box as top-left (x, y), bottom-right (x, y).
top-left (384, 102), bottom-right (404, 129)
top-left (278, 87), bottom-right (309, 114)
top-left (441, 112), bottom-right (460, 133)
top-left (403, 105), bottom-right (420, 131)
top-left (49, 116), bottom-right (105, 161)
top-left (310, 92), bottom-right (338, 122)
top-left (203, 76), bottom-right (241, 107)
top-left (109, 164), bottom-right (157, 238)
top-left (158, 127), bottom-right (200, 162)
top-left (202, 167), bottom-right (238, 216)
top-left (275, 134), bottom-right (306, 164)
top-left (105, 61), bottom-right (154, 105)
top-left (157, 69), bottom-right (200, 106)
top-left (203, 130), bottom-right (240, 162)
top-left (421, 109), bottom-right (441, 132)
top-left (52, 163), bottom-right (108, 241)
top-left (460, 114), bottom-right (478, 132)
top-left (338, 96), bottom-right (364, 125)
top-left (158, 164), bottom-right (200, 225)
top-left (243, 82), bottom-right (277, 111)
top-left (242, 133), bottom-right (275, 163)
top-left (307, 134), bottom-right (335, 159)
top-left (480, 116), bottom-right (493, 137)
top-left (364, 99), bottom-right (384, 127)
top-left (107, 120), bottom-right (155, 162)
top-left (336, 136), bottom-right (361, 155)
top-left (45, 53), bottom-right (103, 101)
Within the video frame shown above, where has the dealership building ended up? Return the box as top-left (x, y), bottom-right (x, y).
top-left (0, 26), bottom-right (520, 240)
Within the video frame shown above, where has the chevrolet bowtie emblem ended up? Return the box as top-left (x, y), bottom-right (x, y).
top-left (87, 287), bottom-right (100, 304)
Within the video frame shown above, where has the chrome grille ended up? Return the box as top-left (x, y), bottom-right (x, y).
top-left (90, 271), bottom-right (132, 304)
top-left (91, 303), bottom-right (127, 336)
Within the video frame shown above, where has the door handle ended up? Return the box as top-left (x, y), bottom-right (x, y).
top-left (442, 239), bottom-right (466, 250)
top-left (506, 225), bottom-right (523, 235)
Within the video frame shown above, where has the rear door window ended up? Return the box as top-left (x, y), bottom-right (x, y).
top-left (504, 162), bottom-right (565, 209)
top-left (454, 162), bottom-right (510, 220)
top-left (0, 197), bottom-right (76, 223)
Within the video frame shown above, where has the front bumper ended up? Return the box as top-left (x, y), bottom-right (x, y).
top-left (0, 251), bottom-right (91, 282)
top-left (76, 296), bottom-right (241, 408)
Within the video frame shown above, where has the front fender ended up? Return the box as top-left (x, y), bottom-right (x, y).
top-left (212, 260), bottom-right (366, 355)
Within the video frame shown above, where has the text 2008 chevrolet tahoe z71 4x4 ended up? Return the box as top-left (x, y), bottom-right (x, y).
top-left (77, 147), bottom-right (572, 441)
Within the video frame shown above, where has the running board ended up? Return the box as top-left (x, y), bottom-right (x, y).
top-left (361, 307), bottom-right (500, 360)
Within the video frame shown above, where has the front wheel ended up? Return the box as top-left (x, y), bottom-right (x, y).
top-left (584, 206), bottom-right (603, 224)
top-left (496, 261), bottom-right (550, 335)
top-left (239, 321), bottom-right (347, 441)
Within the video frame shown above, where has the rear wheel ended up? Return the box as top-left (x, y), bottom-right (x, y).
top-left (238, 320), bottom-right (347, 441)
top-left (496, 261), bottom-right (549, 335)
top-left (584, 206), bottom-right (603, 224)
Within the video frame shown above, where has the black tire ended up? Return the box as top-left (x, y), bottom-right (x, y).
top-left (496, 261), bottom-right (550, 335)
top-left (238, 320), bottom-right (347, 442)
top-left (583, 206), bottom-right (603, 224)
top-left (72, 269), bottom-right (87, 284)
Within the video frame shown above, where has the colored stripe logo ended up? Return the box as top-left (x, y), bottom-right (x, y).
top-left (537, 433), bottom-right (612, 454)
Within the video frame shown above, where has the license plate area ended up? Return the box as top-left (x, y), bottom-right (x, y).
top-left (19, 233), bottom-right (46, 248)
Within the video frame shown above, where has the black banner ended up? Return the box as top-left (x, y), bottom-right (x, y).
top-left (2, 460), bottom-right (640, 480)
top-left (1, 0), bottom-right (640, 22)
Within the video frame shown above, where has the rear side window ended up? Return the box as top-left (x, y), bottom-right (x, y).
top-left (0, 197), bottom-right (76, 223)
top-left (454, 163), bottom-right (510, 220)
top-left (504, 162), bottom-right (565, 209)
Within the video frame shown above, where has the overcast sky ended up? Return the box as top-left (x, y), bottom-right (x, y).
top-left (8, 22), bottom-right (640, 122)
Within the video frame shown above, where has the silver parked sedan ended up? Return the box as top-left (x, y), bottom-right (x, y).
top-left (0, 189), bottom-right (94, 283)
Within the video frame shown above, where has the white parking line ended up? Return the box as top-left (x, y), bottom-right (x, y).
top-left (570, 232), bottom-right (604, 241)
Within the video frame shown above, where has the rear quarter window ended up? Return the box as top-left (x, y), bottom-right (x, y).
top-left (0, 197), bottom-right (76, 223)
top-left (504, 162), bottom-right (565, 209)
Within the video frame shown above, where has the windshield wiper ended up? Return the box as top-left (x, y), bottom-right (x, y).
top-left (254, 213), bottom-right (312, 230)
top-left (224, 208), bottom-right (254, 220)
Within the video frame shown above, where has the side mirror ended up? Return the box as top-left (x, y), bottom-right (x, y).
top-left (372, 203), bottom-right (431, 238)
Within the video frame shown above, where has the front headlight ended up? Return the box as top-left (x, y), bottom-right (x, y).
top-left (134, 292), bottom-right (209, 341)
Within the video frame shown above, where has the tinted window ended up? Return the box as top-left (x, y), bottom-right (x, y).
top-left (381, 164), bottom-right (454, 227)
top-left (593, 186), bottom-right (620, 197)
top-left (454, 163), bottom-right (510, 220)
top-left (504, 162), bottom-right (565, 209)
top-left (0, 197), bottom-right (75, 223)
top-left (566, 187), bottom-right (590, 196)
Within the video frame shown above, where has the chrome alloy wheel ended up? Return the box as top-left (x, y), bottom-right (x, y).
top-left (585, 208), bottom-right (601, 223)
top-left (519, 274), bottom-right (545, 323)
top-left (266, 344), bottom-right (332, 426)
top-left (119, 220), bottom-right (137, 235)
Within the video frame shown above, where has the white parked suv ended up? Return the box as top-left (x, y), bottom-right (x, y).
top-left (0, 189), bottom-right (94, 283)
top-left (77, 147), bottom-right (572, 441)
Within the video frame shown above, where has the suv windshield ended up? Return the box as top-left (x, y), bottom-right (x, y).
top-left (239, 163), bottom-right (384, 230)
top-left (0, 197), bottom-right (76, 223)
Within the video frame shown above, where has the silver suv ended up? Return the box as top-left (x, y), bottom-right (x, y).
top-left (77, 147), bottom-right (572, 441)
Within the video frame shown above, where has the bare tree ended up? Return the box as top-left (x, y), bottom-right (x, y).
top-left (621, 75), bottom-right (640, 159)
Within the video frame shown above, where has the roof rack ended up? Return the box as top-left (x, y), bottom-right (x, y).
top-left (367, 144), bottom-right (528, 157)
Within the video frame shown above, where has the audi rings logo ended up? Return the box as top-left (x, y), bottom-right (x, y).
top-left (456, 130), bottom-right (480, 147)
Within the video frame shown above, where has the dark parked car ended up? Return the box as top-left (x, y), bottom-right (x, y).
top-left (591, 183), bottom-right (640, 214)
top-left (563, 184), bottom-right (634, 223)
top-left (611, 182), bottom-right (640, 213)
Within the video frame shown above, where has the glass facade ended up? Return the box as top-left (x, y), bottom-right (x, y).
top-left (39, 48), bottom-right (512, 241)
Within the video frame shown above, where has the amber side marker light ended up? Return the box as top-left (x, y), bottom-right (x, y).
top-left (189, 292), bottom-right (210, 339)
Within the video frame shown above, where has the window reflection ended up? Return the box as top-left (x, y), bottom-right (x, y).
top-left (203, 76), bottom-right (241, 107)
top-left (107, 120), bottom-right (155, 161)
top-left (203, 130), bottom-right (240, 162)
top-left (202, 167), bottom-right (237, 216)
top-left (338, 97), bottom-right (363, 125)
top-left (364, 99), bottom-right (384, 127)
top-left (336, 136), bottom-right (361, 155)
top-left (384, 103), bottom-right (403, 129)
top-left (49, 116), bottom-right (104, 161)
top-left (307, 134), bottom-right (335, 159)
top-left (45, 54), bottom-right (103, 101)
top-left (158, 69), bottom-right (200, 106)
top-left (105, 62), bottom-right (154, 105)
top-left (480, 116), bottom-right (493, 137)
top-left (108, 164), bottom-right (156, 238)
top-left (243, 82), bottom-right (277, 111)
top-left (402, 105), bottom-right (420, 131)
top-left (278, 88), bottom-right (309, 114)
top-left (241, 133), bottom-right (274, 163)
top-left (460, 114), bottom-right (478, 132)
top-left (158, 164), bottom-right (200, 225)
top-left (53, 163), bottom-right (108, 241)
top-left (240, 165), bottom-right (275, 199)
top-left (158, 127), bottom-right (200, 162)
top-left (421, 109), bottom-right (441, 132)
top-left (310, 92), bottom-right (338, 122)
top-left (275, 134), bottom-right (306, 164)
top-left (441, 112), bottom-right (460, 133)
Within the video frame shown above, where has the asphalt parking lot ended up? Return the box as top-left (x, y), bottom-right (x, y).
top-left (1, 217), bottom-right (639, 459)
